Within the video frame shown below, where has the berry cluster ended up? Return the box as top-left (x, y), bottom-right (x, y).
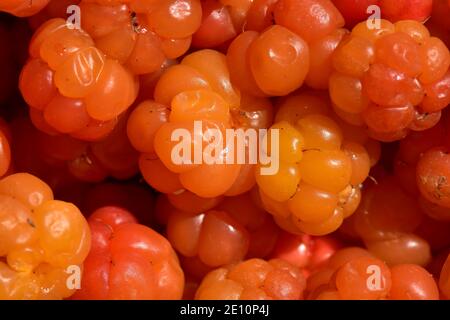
top-left (330, 19), bottom-right (450, 141)
top-left (0, 0), bottom-right (449, 301)
top-left (307, 247), bottom-right (439, 300)
top-left (256, 91), bottom-right (378, 235)
top-left (0, 173), bottom-right (90, 299)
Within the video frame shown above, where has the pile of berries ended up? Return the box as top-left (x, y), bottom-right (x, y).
top-left (0, 0), bottom-right (449, 301)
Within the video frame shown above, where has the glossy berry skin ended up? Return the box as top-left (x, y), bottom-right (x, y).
top-left (308, 247), bottom-right (439, 300)
top-left (77, 0), bottom-right (201, 74)
top-left (20, 18), bottom-right (139, 137)
top-left (142, 50), bottom-right (268, 198)
top-left (335, 256), bottom-right (392, 299)
top-left (0, 0), bottom-right (50, 17)
top-left (166, 192), bottom-right (278, 279)
top-left (20, 0), bottom-right (200, 136)
top-left (393, 120), bottom-right (450, 236)
top-left (306, 28), bottom-right (348, 89)
top-left (4, 0), bottom-right (450, 302)
top-left (195, 258), bottom-right (306, 300)
top-left (255, 92), bottom-right (375, 236)
top-left (329, 18), bottom-right (450, 141)
top-left (306, 247), bottom-right (374, 299)
top-left (270, 232), bottom-right (342, 273)
top-left (227, 26), bottom-right (310, 97)
top-left (340, 172), bottom-right (438, 267)
top-left (168, 209), bottom-right (250, 275)
top-left (192, 0), bottom-right (237, 48)
top-left (228, 0), bottom-right (350, 95)
top-left (417, 147), bottom-right (450, 208)
top-left (72, 206), bottom-right (184, 300)
top-left (155, 49), bottom-right (240, 107)
top-left (245, 0), bottom-right (278, 32)
top-left (152, 89), bottom-right (241, 198)
top-left (389, 264), bottom-right (439, 300)
top-left (343, 175), bottom-right (432, 267)
top-left (0, 173), bottom-right (91, 299)
top-left (216, 192), bottom-right (279, 259)
top-left (394, 123), bottom-right (446, 197)
top-left (127, 100), bottom-right (172, 191)
top-left (274, 0), bottom-right (345, 43)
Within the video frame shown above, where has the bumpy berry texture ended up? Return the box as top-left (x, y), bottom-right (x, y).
top-left (20, 0), bottom-right (202, 138)
top-left (227, 26), bottom-right (310, 96)
top-left (307, 247), bottom-right (439, 300)
top-left (227, 0), bottom-right (349, 94)
top-left (394, 117), bottom-right (450, 214)
top-left (195, 258), bottom-right (306, 300)
top-left (2, 0), bottom-right (450, 302)
top-left (270, 232), bottom-right (342, 277)
top-left (130, 49), bottom-right (276, 198)
top-left (255, 91), bottom-right (379, 236)
top-left (152, 89), bottom-right (240, 198)
top-left (19, 18), bottom-right (139, 137)
top-left (329, 19), bottom-right (450, 141)
top-left (341, 174), bottom-right (432, 267)
top-left (71, 206), bottom-right (184, 300)
top-left (165, 191), bottom-right (279, 279)
top-left (192, 0), bottom-right (238, 49)
top-left (0, 173), bottom-right (91, 299)
top-left (77, 0), bottom-right (201, 74)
